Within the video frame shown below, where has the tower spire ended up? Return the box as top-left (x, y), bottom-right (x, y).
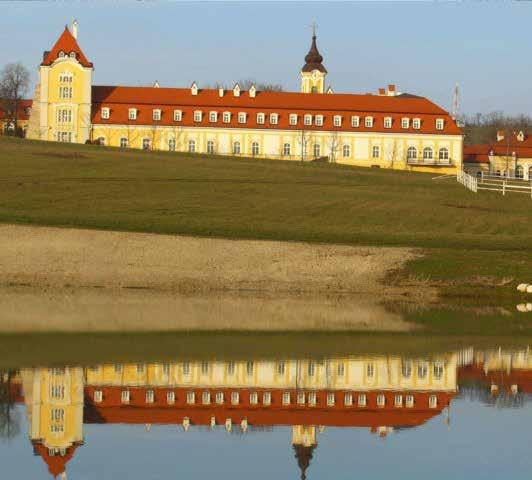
top-left (300, 25), bottom-right (327, 94)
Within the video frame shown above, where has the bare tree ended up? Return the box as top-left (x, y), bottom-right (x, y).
top-left (204, 79), bottom-right (284, 92)
top-left (327, 131), bottom-right (340, 163)
top-left (0, 63), bottom-right (30, 136)
top-left (0, 370), bottom-right (20, 441)
top-left (297, 126), bottom-right (312, 162)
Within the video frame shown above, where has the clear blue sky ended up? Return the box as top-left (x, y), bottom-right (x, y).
top-left (2, 1), bottom-right (532, 116)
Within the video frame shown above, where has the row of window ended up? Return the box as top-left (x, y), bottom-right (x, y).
top-left (58, 86), bottom-right (73, 99)
top-left (407, 146), bottom-right (450, 162)
top-left (92, 389), bottom-right (439, 409)
top-left (57, 51), bottom-right (77, 60)
top-left (59, 72), bottom-right (73, 83)
top-left (105, 107), bottom-right (444, 130)
top-left (56, 109), bottom-right (72, 123)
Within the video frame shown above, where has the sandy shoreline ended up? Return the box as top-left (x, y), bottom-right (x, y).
top-left (0, 224), bottom-right (426, 297)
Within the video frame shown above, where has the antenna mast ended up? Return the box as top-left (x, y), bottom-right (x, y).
top-left (452, 83), bottom-right (460, 119)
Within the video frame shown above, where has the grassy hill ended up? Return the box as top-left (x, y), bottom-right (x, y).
top-left (1, 136), bottom-right (531, 296)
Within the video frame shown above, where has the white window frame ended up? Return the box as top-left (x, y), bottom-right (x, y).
top-left (207, 140), bottom-right (215, 154)
top-left (222, 112), bottom-right (231, 123)
top-left (188, 139), bottom-right (196, 153)
top-left (152, 109), bottom-right (161, 121)
top-left (297, 392), bottom-right (305, 405)
top-left (327, 392), bottom-right (335, 406)
top-left (282, 392), bottom-right (291, 405)
top-left (215, 392), bottom-right (224, 404)
top-left (439, 147), bottom-right (450, 162)
top-left (304, 114), bottom-right (312, 126)
top-left (250, 392), bottom-right (258, 405)
top-left (351, 116), bottom-right (360, 127)
top-left (372, 145), bottom-right (380, 159)
top-left (269, 113), bottom-right (279, 125)
top-left (256, 113), bottom-right (265, 125)
top-left (315, 115), bottom-right (324, 127)
top-left (365, 116), bottom-right (374, 128)
top-left (193, 111), bottom-right (202, 122)
top-left (120, 137), bottom-right (128, 148)
top-left (238, 112), bottom-right (247, 124)
top-left (429, 395), bottom-right (438, 408)
top-left (167, 391), bottom-right (175, 404)
top-left (283, 142), bottom-right (291, 156)
top-left (377, 394), bottom-right (386, 407)
top-left (186, 391), bottom-right (195, 404)
top-left (436, 118), bottom-right (444, 130)
top-left (94, 390), bottom-right (103, 403)
top-left (308, 392), bottom-right (317, 406)
top-left (121, 390), bottom-right (130, 404)
top-left (146, 390), bottom-right (155, 404)
top-left (344, 393), bottom-right (353, 406)
top-left (202, 391), bottom-right (211, 405)
top-left (406, 394), bottom-right (415, 408)
top-left (231, 392), bottom-right (240, 405)
top-left (384, 117), bottom-right (392, 129)
top-left (263, 392), bottom-right (272, 406)
top-left (333, 115), bottom-right (342, 127)
top-left (413, 118), bottom-right (421, 129)
top-left (401, 117), bottom-right (410, 129)
top-left (394, 394), bottom-right (403, 407)
top-left (128, 108), bottom-right (137, 121)
top-left (173, 110), bottom-right (182, 122)
top-left (209, 111), bottom-right (218, 123)
top-left (358, 393), bottom-right (367, 407)
top-left (101, 107), bottom-right (110, 120)
top-left (251, 141), bottom-right (260, 156)
top-left (342, 144), bottom-right (350, 158)
top-left (289, 114), bottom-right (298, 126)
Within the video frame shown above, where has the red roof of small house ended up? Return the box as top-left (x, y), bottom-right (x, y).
top-left (464, 132), bottom-right (532, 163)
top-left (0, 99), bottom-right (32, 121)
top-left (33, 444), bottom-right (79, 478)
top-left (91, 85), bottom-right (462, 135)
top-left (41, 27), bottom-right (93, 68)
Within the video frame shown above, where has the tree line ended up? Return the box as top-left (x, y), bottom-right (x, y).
top-left (459, 112), bottom-right (532, 146)
top-left (0, 62), bottom-right (30, 137)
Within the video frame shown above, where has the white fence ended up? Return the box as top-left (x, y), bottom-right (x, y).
top-left (478, 173), bottom-right (532, 198)
top-left (457, 170), bottom-right (478, 192)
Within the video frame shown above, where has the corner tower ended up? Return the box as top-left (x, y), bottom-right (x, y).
top-left (300, 29), bottom-right (327, 94)
top-left (27, 21), bottom-right (93, 143)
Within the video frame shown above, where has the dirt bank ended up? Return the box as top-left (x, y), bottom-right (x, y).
top-left (0, 224), bottom-right (428, 296)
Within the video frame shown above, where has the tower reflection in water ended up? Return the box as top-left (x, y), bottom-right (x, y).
top-left (11, 347), bottom-right (532, 478)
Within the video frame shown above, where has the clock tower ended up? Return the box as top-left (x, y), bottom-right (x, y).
top-left (300, 26), bottom-right (327, 94)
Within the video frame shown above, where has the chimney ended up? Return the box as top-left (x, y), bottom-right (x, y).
top-left (378, 88), bottom-right (385, 96)
top-left (496, 130), bottom-right (505, 142)
top-left (387, 84), bottom-right (396, 96)
top-left (153, 80), bottom-right (160, 88)
top-left (71, 19), bottom-right (78, 39)
top-left (42, 50), bottom-right (50, 61)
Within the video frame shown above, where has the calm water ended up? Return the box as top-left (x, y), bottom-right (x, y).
top-left (1, 341), bottom-right (531, 479)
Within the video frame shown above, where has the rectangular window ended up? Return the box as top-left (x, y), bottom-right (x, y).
top-left (202, 391), bottom-right (211, 405)
top-left (429, 395), bottom-right (438, 408)
top-left (308, 362), bottom-right (315, 377)
top-left (114, 364), bottom-right (123, 374)
top-left (121, 390), bottom-right (130, 404)
top-left (223, 112), bottom-right (231, 123)
top-left (297, 392), bottom-right (305, 405)
top-left (282, 392), bottom-right (291, 405)
top-left (358, 394), bottom-right (367, 407)
top-left (337, 363), bottom-right (345, 377)
top-left (413, 118), bottom-right (421, 129)
top-left (377, 394), bottom-right (386, 407)
top-left (167, 391), bottom-right (175, 404)
top-left (289, 114), bottom-right (298, 126)
top-left (327, 392), bottom-right (335, 406)
top-left (406, 394), bottom-right (415, 408)
top-left (246, 361), bottom-right (254, 376)
top-left (153, 109), bottom-right (161, 121)
top-left (365, 117), bottom-right (374, 128)
top-left (394, 395), bottom-right (403, 407)
top-left (59, 86), bottom-right (73, 99)
top-left (384, 117), bottom-right (392, 128)
top-left (51, 408), bottom-right (64, 422)
top-left (263, 392), bottom-right (272, 405)
top-left (333, 115), bottom-right (342, 127)
top-left (142, 138), bottom-right (150, 151)
top-left (304, 114), bottom-right (312, 126)
top-left (351, 116), bottom-right (360, 127)
top-left (401, 118), bottom-right (410, 129)
top-left (94, 390), bottom-right (103, 403)
top-left (215, 392), bottom-right (224, 404)
top-left (315, 115), bottom-right (324, 126)
top-left (101, 107), bottom-right (110, 119)
top-left (162, 364), bottom-right (171, 376)
top-left (173, 110), bottom-right (182, 121)
top-left (146, 390), bottom-right (154, 404)
top-left (201, 361), bottom-right (209, 375)
top-left (238, 112), bottom-right (247, 123)
top-left (194, 111), bottom-right (202, 122)
top-left (50, 385), bottom-right (65, 399)
top-left (182, 361), bottom-right (190, 376)
top-left (227, 361), bottom-right (235, 376)
top-left (436, 118), bottom-right (444, 130)
top-left (119, 138), bottom-right (128, 148)
top-left (231, 392), bottom-right (240, 405)
top-left (372, 145), bottom-right (380, 158)
top-left (308, 392), bottom-right (317, 406)
top-left (344, 393), bottom-right (353, 406)
top-left (209, 111), bottom-right (218, 123)
top-left (186, 391), bottom-right (195, 404)
top-left (277, 361), bottom-right (286, 376)
top-left (128, 108), bottom-right (137, 121)
top-left (137, 364), bottom-right (145, 374)
top-left (250, 392), bottom-right (258, 405)
top-left (257, 113), bottom-right (265, 124)
top-left (270, 113), bottom-right (278, 125)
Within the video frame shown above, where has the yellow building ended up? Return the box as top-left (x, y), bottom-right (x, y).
top-left (28, 21), bottom-right (463, 174)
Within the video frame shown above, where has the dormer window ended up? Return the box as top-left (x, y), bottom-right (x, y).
top-left (222, 112), bottom-right (231, 123)
top-left (191, 82), bottom-right (198, 96)
top-left (304, 114), bottom-right (312, 126)
top-left (58, 51), bottom-right (65, 58)
top-left (333, 115), bottom-right (342, 127)
top-left (413, 118), bottom-right (421, 129)
top-left (401, 118), bottom-right (410, 129)
top-left (238, 112), bottom-right (247, 124)
top-left (209, 111), bottom-right (218, 123)
top-left (351, 116), bottom-right (360, 127)
top-left (69, 52), bottom-right (76, 59)
top-left (249, 85), bottom-right (256, 98)
top-left (128, 108), bottom-right (137, 121)
top-left (365, 116), bottom-right (374, 128)
top-left (269, 113), bottom-right (278, 125)
top-left (435, 118), bottom-right (444, 130)
top-left (152, 109), bottom-right (161, 121)
top-left (256, 113), bottom-right (265, 124)
top-left (233, 83), bottom-right (241, 97)
top-left (101, 107), bottom-right (110, 119)
top-left (289, 114), bottom-right (298, 126)
top-left (194, 111), bottom-right (202, 122)
top-left (315, 115), bottom-right (324, 127)
top-left (384, 117), bottom-right (392, 129)
top-left (173, 110), bottom-right (182, 121)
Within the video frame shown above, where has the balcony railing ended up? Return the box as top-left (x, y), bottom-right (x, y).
top-left (407, 158), bottom-right (453, 166)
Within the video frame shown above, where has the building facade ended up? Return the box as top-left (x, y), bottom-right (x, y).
top-left (26, 22), bottom-right (463, 173)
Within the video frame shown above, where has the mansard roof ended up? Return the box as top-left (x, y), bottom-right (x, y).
top-left (41, 26), bottom-right (93, 68)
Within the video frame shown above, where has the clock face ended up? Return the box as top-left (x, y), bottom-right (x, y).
top-left (312, 70), bottom-right (319, 79)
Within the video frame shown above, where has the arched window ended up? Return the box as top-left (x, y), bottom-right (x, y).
top-left (188, 139), bottom-right (196, 153)
top-left (142, 138), bottom-right (150, 150)
top-left (401, 361), bottom-right (412, 379)
top-left (423, 147), bottom-right (433, 161)
top-left (438, 148), bottom-right (449, 161)
top-left (69, 52), bottom-right (76, 59)
top-left (251, 141), bottom-right (259, 156)
top-left (233, 141), bottom-right (241, 155)
top-left (407, 147), bottom-right (417, 160)
top-left (342, 144), bottom-right (350, 158)
top-left (516, 165), bottom-right (524, 178)
top-left (417, 363), bottom-right (428, 379)
top-left (207, 140), bottom-right (215, 154)
top-left (313, 143), bottom-right (321, 158)
top-left (283, 143), bottom-right (291, 156)
top-left (433, 363), bottom-right (444, 380)
top-left (58, 51), bottom-right (65, 58)
top-left (120, 138), bottom-right (128, 148)
top-left (168, 138), bottom-right (176, 151)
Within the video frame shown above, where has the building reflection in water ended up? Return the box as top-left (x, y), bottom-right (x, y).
top-left (10, 347), bottom-right (531, 478)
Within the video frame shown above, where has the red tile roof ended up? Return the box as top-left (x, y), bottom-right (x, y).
top-left (41, 27), bottom-right (93, 68)
top-left (91, 86), bottom-right (462, 135)
top-left (33, 443), bottom-right (79, 478)
top-left (0, 99), bottom-right (32, 121)
top-left (464, 132), bottom-right (532, 163)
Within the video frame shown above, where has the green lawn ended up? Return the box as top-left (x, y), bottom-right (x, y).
top-left (1, 136), bottom-right (531, 295)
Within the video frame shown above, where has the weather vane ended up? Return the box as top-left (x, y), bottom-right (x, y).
top-left (310, 21), bottom-right (318, 37)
